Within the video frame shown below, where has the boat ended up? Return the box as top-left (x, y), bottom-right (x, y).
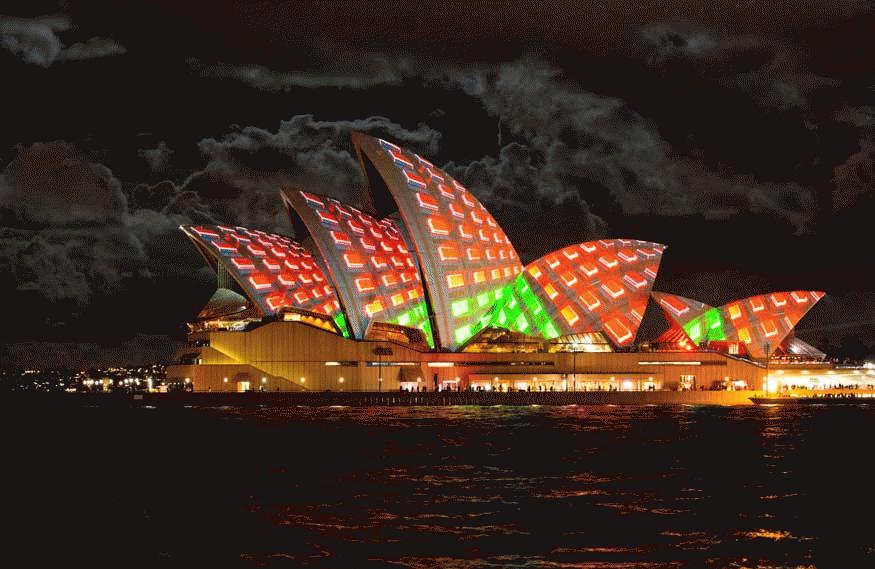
top-left (750, 393), bottom-right (875, 405)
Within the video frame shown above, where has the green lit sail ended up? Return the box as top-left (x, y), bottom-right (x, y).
top-left (389, 300), bottom-right (435, 348)
top-left (334, 312), bottom-right (350, 338)
top-left (683, 307), bottom-right (726, 344)
top-left (482, 275), bottom-right (561, 340)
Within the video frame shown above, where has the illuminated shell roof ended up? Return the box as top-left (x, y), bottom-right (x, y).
top-left (651, 290), bottom-right (825, 358)
top-left (281, 189), bottom-right (432, 345)
top-left (486, 239), bottom-right (666, 346)
top-left (352, 132), bottom-right (523, 350)
top-left (181, 225), bottom-right (347, 334)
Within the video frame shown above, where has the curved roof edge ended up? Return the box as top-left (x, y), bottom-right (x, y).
top-left (650, 290), bottom-right (826, 358)
top-left (280, 187), bottom-right (433, 345)
top-left (482, 239), bottom-right (666, 347)
top-left (350, 131), bottom-right (523, 350)
top-left (179, 224), bottom-right (348, 334)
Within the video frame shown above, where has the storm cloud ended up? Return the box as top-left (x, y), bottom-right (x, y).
top-left (0, 15), bottom-right (125, 67)
top-left (635, 21), bottom-right (837, 110)
top-left (439, 57), bottom-right (815, 235)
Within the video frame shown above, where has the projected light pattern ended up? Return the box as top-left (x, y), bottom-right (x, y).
top-left (282, 190), bottom-right (433, 346)
top-left (182, 225), bottom-right (348, 335)
top-left (352, 133), bottom-right (522, 349)
top-left (652, 291), bottom-right (825, 359)
top-left (484, 274), bottom-right (562, 341)
top-left (496, 240), bottom-right (666, 347)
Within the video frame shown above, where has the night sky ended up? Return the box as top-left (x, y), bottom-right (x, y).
top-left (1, 0), bottom-right (873, 368)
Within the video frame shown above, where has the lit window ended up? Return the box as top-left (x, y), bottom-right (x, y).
top-left (343, 252), bottom-right (365, 269)
top-left (579, 290), bottom-right (601, 311)
top-left (727, 303), bottom-right (742, 320)
top-left (316, 209), bottom-right (339, 225)
top-left (427, 217), bottom-right (451, 236)
top-left (416, 192), bottom-right (440, 212)
top-left (438, 244), bottom-right (460, 262)
top-left (248, 274), bottom-right (273, 291)
top-left (231, 257), bottom-right (255, 271)
top-left (598, 255), bottom-right (618, 269)
top-left (601, 281), bottom-right (625, 299)
top-left (426, 167), bottom-right (445, 183)
top-left (364, 300), bottom-right (385, 316)
top-left (560, 305), bottom-right (580, 326)
top-left (331, 231), bottom-right (352, 247)
top-left (390, 149), bottom-right (414, 170)
top-left (760, 319), bottom-right (779, 337)
top-left (356, 276), bottom-right (376, 293)
top-left (791, 291), bottom-right (809, 304)
top-left (605, 318), bottom-right (632, 345)
top-left (301, 192), bottom-right (325, 208)
top-left (622, 271), bottom-right (647, 289)
top-left (447, 273), bottom-right (465, 288)
top-left (192, 226), bottom-right (219, 239)
top-left (247, 244), bottom-right (266, 257)
top-left (769, 293), bottom-right (787, 308)
top-left (402, 169), bottom-right (427, 189)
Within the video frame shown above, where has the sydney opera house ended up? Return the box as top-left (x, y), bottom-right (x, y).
top-left (167, 133), bottom-right (872, 393)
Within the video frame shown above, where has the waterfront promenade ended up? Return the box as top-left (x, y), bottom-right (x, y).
top-left (74, 388), bottom-right (875, 407)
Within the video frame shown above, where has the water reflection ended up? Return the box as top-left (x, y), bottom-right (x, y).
top-left (15, 402), bottom-right (874, 566)
top-left (191, 404), bottom-right (875, 566)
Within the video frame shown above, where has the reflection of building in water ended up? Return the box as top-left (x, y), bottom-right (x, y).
top-left (166, 133), bottom-right (864, 392)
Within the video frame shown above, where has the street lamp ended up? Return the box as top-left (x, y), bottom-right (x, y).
top-left (373, 345), bottom-right (392, 393)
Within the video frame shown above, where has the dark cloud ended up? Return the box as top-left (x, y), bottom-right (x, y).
top-left (57, 36), bottom-right (126, 62)
top-left (0, 15), bottom-right (69, 67)
top-left (0, 115), bottom-right (442, 347)
top-left (636, 21), bottom-right (837, 110)
top-left (439, 57), bottom-right (815, 233)
top-left (190, 52), bottom-right (417, 91)
top-left (138, 141), bottom-right (173, 172)
top-left (835, 105), bottom-right (875, 130)
top-left (832, 141), bottom-right (874, 210)
top-left (1, 141), bottom-right (127, 227)
top-left (0, 142), bottom-right (152, 305)
top-left (193, 114), bottom-right (441, 231)
top-left (0, 15), bottom-right (125, 67)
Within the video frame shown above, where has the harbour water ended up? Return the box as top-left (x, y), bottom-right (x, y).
top-left (7, 401), bottom-right (875, 567)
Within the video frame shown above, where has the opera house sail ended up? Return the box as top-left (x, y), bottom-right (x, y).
top-left (167, 132), bottom-right (833, 393)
